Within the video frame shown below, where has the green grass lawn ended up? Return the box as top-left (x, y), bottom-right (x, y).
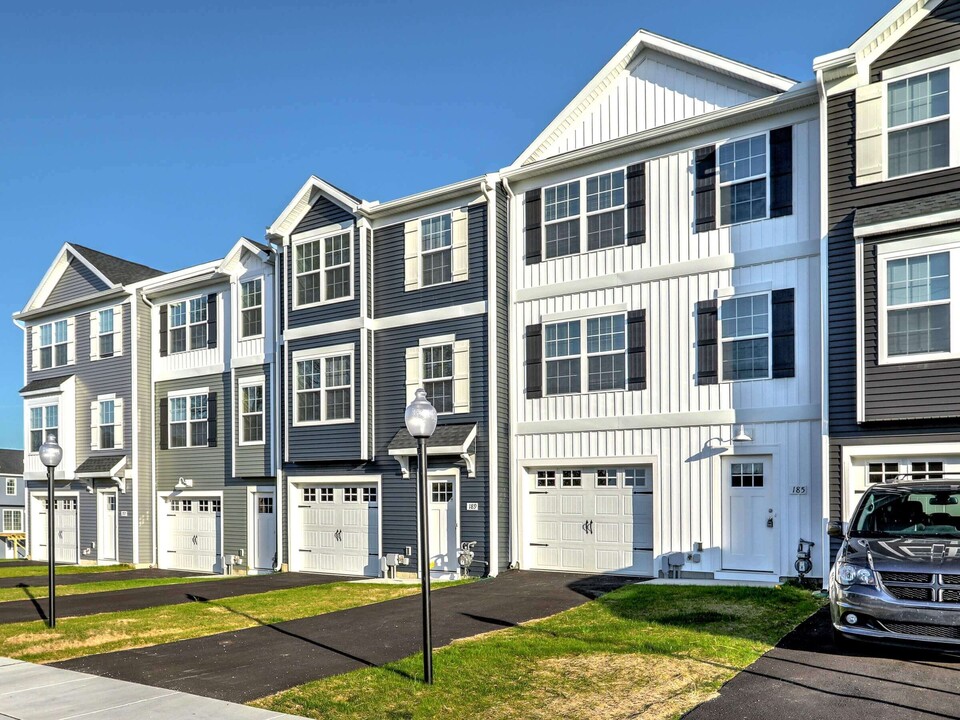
top-left (253, 584), bottom-right (823, 720)
top-left (0, 580), bottom-right (466, 664)
top-left (0, 564), bottom-right (133, 579)
top-left (0, 574), bottom-right (229, 603)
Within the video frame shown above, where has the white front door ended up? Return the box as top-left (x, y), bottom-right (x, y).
top-left (428, 476), bottom-right (459, 578)
top-left (253, 492), bottom-right (276, 571)
top-left (297, 484), bottom-right (379, 577)
top-left (98, 492), bottom-right (118, 563)
top-left (722, 457), bottom-right (776, 572)
top-left (165, 497), bottom-right (222, 573)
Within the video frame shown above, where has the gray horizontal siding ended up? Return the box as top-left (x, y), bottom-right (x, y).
top-left (286, 331), bottom-right (362, 463)
top-left (286, 226), bottom-right (361, 329)
top-left (136, 296), bottom-right (153, 563)
top-left (0, 478), bottom-right (24, 507)
top-left (372, 203), bottom-right (487, 318)
top-left (293, 197), bottom-right (354, 235)
top-left (235, 364), bottom-right (273, 478)
top-left (496, 184), bottom-right (510, 572)
top-left (870, 1), bottom-right (960, 81)
top-left (45, 256), bottom-right (110, 307)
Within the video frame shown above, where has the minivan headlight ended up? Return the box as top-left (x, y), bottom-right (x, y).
top-left (837, 563), bottom-right (875, 586)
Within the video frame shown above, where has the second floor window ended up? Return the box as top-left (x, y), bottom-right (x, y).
top-left (720, 294), bottom-right (770, 381)
top-left (586, 315), bottom-right (625, 391)
top-left (29, 405), bottom-right (58, 452)
top-left (99, 399), bottom-right (116, 449)
top-left (39, 319), bottom-right (69, 369)
top-left (295, 232), bottom-right (352, 306)
top-left (240, 278), bottom-right (263, 338)
top-left (169, 394), bottom-right (208, 448)
top-left (421, 215), bottom-right (452, 286)
top-left (887, 68), bottom-right (949, 178)
top-left (719, 135), bottom-right (767, 225)
top-left (98, 309), bottom-right (116, 357)
top-left (422, 344), bottom-right (454, 413)
top-left (240, 383), bottom-right (264, 443)
top-left (543, 314), bottom-right (627, 395)
top-left (885, 252), bottom-right (950, 357)
top-left (295, 353), bottom-right (352, 424)
top-left (2, 509), bottom-right (22, 533)
top-left (169, 297), bottom-right (208, 353)
top-left (545, 320), bottom-right (581, 395)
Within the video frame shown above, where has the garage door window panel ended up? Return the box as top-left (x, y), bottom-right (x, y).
top-left (537, 470), bottom-right (557, 488)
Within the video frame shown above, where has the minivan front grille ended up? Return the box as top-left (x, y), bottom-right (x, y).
top-left (942, 574), bottom-right (960, 585)
top-left (882, 621), bottom-right (960, 640)
top-left (878, 572), bottom-right (932, 584)
top-left (887, 586), bottom-right (934, 602)
top-left (880, 573), bottom-right (960, 603)
top-left (943, 588), bottom-right (960, 602)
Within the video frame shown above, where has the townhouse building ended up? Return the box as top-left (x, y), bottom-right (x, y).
top-left (503, 32), bottom-right (825, 581)
top-left (266, 176), bottom-right (509, 578)
top-left (0, 450), bottom-right (25, 559)
top-left (141, 238), bottom-right (277, 574)
top-left (16, 244), bottom-right (163, 565)
top-left (816, 0), bottom-right (960, 563)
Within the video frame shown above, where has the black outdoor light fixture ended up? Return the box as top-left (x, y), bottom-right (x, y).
top-left (404, 388), bottom-right (438, 684)
top-left (38, 432), bottom-right (63, 629)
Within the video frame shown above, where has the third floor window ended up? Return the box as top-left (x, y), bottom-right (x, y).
top-left (240, 278), bottom-right (263, 338)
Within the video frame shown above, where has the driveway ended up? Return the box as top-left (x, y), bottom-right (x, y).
top-left (56, 571), bottom-right (635, 702)
top-left (0, 572), bottom-right (348, 624)
top-left (686, 607), bottom-right (960, 720)
top-left (0, 567), bottom-right (196, 589)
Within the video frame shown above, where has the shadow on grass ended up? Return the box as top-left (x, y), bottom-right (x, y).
top-left (195, 595), bottom-right (420, 682)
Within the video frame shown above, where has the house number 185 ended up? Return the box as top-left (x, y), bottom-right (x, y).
top-left (790, 486), bottom-right (807, 495)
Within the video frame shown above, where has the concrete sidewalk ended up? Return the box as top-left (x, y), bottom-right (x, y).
top-left (0, 657), bottom-right (299, 719)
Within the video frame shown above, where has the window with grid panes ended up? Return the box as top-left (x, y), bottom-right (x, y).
top-left (545, 320), bottom-right (581, 395)
top-left (39, 320), bottom-right (69, 369)
top-left (586, 315), bottom-right (626, 391)
top-left (99, 309), bottom-right (115, 357)
top-left (867, 462), bottom-right (900, 484)
top-left (885, 253), bottom-right (950, 357)
top-left (240, 278), bottom-right (263, 338)
top-left (887, 69), bottom-right (950, 178)
top-left (431, 481), bottom-right (454, 503)
top-left (240, 384), bottom-right (264, 443)
top-left (596, 469), bottom-right (618, 487)
top-left (731, 462), bottom-right (764, 488)
top-left (911, 460), bottom-right (944, 480)
top-left (363, 487), bottom-right (377, 502)
top-left (421, 214), bottom-right (452, 286)
top-left (324, 233), bottom-right (351, 300)
top-left (99, 399), bottom-right (116, 449)
top-left (719, 135), bottom-right (767, 225)
top-left (544, 181), bottom-right (580, 259)
top-left (324, 355), bottom-right (351, 420)
top-left (296, 353), bottom-right (352, 423)
top-left (320, 487), bottom-right (334, 502)
top-left (295, 239), bottom-right (323, 305)
top-left (303, 487), bottom-right (317, 502)
top-left (561, 470), bottom-right (582, 487)
top-left (344, 487), bottom-right (358, 502)
top-left (586, 170), bottom-right (625, 250)
top-left (536, 470), bottom-right (556, 487)
top-left (720, 294), bottom-right (770, 381)
top-left (30, 405), bottom-right (58, 452)
top-left (422, 344), bottom-right (454, 413)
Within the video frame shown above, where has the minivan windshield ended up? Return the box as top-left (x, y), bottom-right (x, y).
top-left (851, 489), bottom-right (960, 539)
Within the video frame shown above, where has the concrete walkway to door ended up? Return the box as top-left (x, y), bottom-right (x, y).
top-left (0, 572), bottom-right (349, 624)
top-left (56, 571), bottom-right (636, 703)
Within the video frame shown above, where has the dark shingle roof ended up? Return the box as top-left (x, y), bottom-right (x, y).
top-left (319, 177), bottom-right (360, 203)
top-left (20, 375), bottom-right (73, 394)
top-left (855, 191), bottom-right (960, 229)
top-left (242, 237), bottom-right (273, 253)
top-left (70, 244), bottom-right (165, 286)
top-left (0, 450), bottom-right (23, 476)
top-left (388, 424), bottom-right (476, 452)
top-left (76, 455), bottom-right (127, 475)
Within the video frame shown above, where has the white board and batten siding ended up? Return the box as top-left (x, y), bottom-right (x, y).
top-left (511, 110), bottom-right (822, 579)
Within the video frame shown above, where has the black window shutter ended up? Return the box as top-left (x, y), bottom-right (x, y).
top-left (159, 305), bottom-right (168, 357)
top-left (626, 310), bottom-right (647, 390)
top-left (207, 392), bottom-right (218, 447)
top-left (207, 293), bottom-right (218, 349)
top-left (770, 126), bottom-right (793, 218)
top-left (695, 300), bottom-right (719, 386)
top-left (626, 163), bottom-right (646, 246)
top-left (772, 289), bottom-right (796, 378)
top-left (524, 189), bottom-right (542, 265)
top-left (525, 323), bottom-right (543, 399)
top-left (694, 146), bottom-right (717, 233)
top-left (158, 398), bottom-right (168, 450)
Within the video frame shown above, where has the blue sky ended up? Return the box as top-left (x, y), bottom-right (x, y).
top-left (0, 1), bottom-right (884, 448)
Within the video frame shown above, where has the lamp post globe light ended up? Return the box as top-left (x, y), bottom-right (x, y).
top-left (404, 388), bottom-right (438, 684)
top-left (38, 433), bottom-right (62, 629)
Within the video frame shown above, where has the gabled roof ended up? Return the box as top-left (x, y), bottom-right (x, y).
top-left (76, 454), bottom-right (127, 477)
top-left (0, 450), bottom-right (23, 476)
top-left (20, 374), bottom-right (74, 395)
top-left (511, 29), bottom-right (796, 168)
top-left (813, 0), bottom-right (946, 77)
top-left (266, 176), bottom-right (362, 239)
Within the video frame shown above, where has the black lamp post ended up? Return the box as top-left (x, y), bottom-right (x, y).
top-left (38, 433), bottom-right (62, 629)
top-left (404, 388), bottom-right (438, 684)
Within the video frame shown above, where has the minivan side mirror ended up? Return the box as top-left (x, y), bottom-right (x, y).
top-left (826, 520), bottom-right (845, 538)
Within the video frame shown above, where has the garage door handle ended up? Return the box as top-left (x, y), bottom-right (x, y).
top-left (300, 549), bottom-right (312, 553)
top-left (529, 491), bottom-right (548, 495)
top-left (588, 520), bottom-right (593, 534)
top-left (529, 543), bottom-right (548, 547)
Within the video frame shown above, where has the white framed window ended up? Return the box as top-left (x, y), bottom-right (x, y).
top-left (169, 392), bottom-right (208, 448)
top-left (98, 309), bottom-right (116, 357)
top-left (29, 404), bottom-right (58, 453)
top-left (240, 278), bottom-right (263, 338)
top-left (320, 487), bottom-right (334, 502)
top-left (542, 169), bottom-right (625, 259)
top-left (168, 297), bottom-right (207, 353)
top-left (596, 467), bottom-right (649, 488)
top-left (2, 509), bottom-right (23, 533)
top-left (731, 462), bottom-right (764, 488)
top-left (596, 469), bottom-right (618, 487)
top-left (421, 214), bottom-right (452, 287)
top-left (544, 314), bottom-right (627, 395)
top-left (362, 487), bottom-right (377, 502)
top-left (5, 478), bottom-right (15, 495)
top-left (718, 134), bottom-right (768, 226)
top-left (239, 379), bottom-right (265, 445)
top-left (560, 470), bottom-right (582, 488)
top-left (431, 480), bottom-right (454, 503)
top-left (303, 487), bottom-right (317, 502)
top-left (422, 343), bottom-right (454, 414)
top-left (536, 470), bottom-right (556, 487)
top-left (294, 231), bottom-right (352, 307)
top-left (720, 293), bottom-right (771, 381)
top-left (100, 399), bottom-right (116, 449)
top-left (293, 345), bottom-right (353, 425)
top-left (91, 396), bottom-right (123, 451)
top-left (886, 68), bottom-right (950, 179)
top-left (866, 459), bottom-right (945, 485)
top-left (38, 319), bottom-right (69, 369)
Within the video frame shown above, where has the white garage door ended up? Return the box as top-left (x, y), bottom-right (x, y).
top-left (297, 483), bottom-right (379, 577)
top-left (165, 497), bottom-right (222, 573)
top-left (528, 467), bottom-right (653, 576)
top-left (32, 496), bottom-right (78, 564)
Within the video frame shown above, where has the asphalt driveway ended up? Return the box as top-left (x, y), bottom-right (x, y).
top-left (686, 607), bottom-right (960, 720)
top-left (0, 568), bottom-right (196, 589)
top-left (0, 572), bottom-right (348, 624)
top-left (56, 571), bottom-right (635, 702)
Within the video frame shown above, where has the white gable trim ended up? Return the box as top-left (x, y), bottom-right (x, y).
top-left (267, 176), bottom-right (360, 239)
top-left (21, 244), bottom-right (116, 314)
top-left (217, 237), bottom-right (271, 275)
top-left (510, 29), bottom-right (795, 168)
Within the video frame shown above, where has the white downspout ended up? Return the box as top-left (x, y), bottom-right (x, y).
top-left (479, 175), bottom-right (499, 577)
top-left (139, 290), bottom-right (158, 568)
top-left (501, 175), bottom-right (519, 569)
top-left (270, 243), bottom-right (284, 571)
